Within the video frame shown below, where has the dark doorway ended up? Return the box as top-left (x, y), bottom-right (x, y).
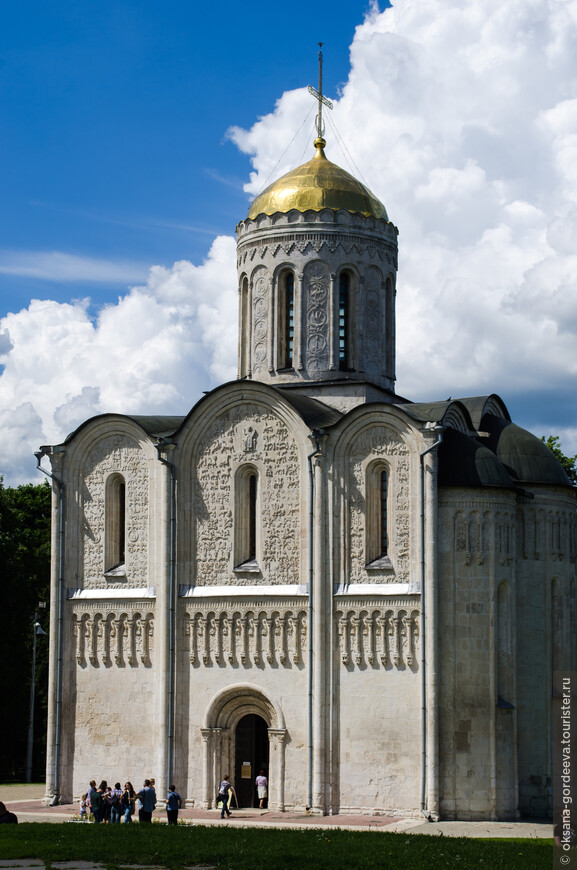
top-left (234, 714), bottom-right (269, 808)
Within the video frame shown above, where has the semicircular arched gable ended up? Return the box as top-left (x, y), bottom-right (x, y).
top-left (204, 683), bottom-right (285, 731)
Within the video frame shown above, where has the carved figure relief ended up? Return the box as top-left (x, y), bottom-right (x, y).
top-left (73, 608), bottom-right (154, 668)
top-left (184, 607), bottom-right (307, 668)
top-left (194, 404), bottom-right (300, 586)
top-left (335, 606), bottom-right (419, 669)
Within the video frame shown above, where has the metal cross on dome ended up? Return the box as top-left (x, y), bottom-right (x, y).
top-left (308, 43), bottom-right (333, 139)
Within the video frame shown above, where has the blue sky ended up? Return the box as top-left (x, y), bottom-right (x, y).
top-left (1, 0), bottom-right (577, 484)
top-left (0, 0), bottom-right (369, 314)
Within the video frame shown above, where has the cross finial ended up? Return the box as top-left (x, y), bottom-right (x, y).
top-left (307, 42), bottom-right (333, 141)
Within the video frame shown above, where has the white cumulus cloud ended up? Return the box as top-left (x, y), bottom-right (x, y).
top-left (0, 237), bottom-right (237, 485)
top-left (2, 0), bottom-right (577, 485)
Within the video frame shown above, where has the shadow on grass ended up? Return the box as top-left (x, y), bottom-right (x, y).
top-left (0, 822), bottom-right (553, 870)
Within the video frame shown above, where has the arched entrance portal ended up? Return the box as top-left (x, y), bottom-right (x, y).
top-left (202, 683), bottom-right (287, 811)
top-left (234, 714), bottom-right (269, 807)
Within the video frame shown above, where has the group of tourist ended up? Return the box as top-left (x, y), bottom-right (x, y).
top-left (82, 770), bottom-right (268, 824)
top-left (82, 778), bottom-right (181, 825)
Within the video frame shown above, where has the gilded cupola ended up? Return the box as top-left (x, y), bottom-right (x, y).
top-left (247, 137), bottom-right (389, 223)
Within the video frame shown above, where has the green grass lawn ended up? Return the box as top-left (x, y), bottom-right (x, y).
top-left (0, 823), bottom-right (553, 870)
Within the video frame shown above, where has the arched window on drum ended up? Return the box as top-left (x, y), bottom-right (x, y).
top-left (338, 271), bottom-right (354, 370)
top-left (278, 270), bottom-right (295, 370)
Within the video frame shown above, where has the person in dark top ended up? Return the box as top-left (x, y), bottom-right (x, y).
top-left (0, 802), bottom-right (18, 824)
top-left (166, 785), bottom-right (181, 825)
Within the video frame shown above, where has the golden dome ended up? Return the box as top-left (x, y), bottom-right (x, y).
top-left (247, 137), bottom-right (389, 222)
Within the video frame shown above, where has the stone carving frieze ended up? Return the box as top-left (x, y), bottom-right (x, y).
top-left (184, 606), bottom-right (307, 669)
top-left (194, 404), bottom-right (300, 585)
top-left (72, 607), bottom-right (154, 668)
top-left (335, 606), bottom-right (420, 669)
top-left (82, 434), bottom-right (149, 587)
top-left (237, 235), bottom-right (397, 270)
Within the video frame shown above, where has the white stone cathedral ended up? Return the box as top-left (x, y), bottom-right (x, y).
top-left (40, 129), bottom-right (576, 820)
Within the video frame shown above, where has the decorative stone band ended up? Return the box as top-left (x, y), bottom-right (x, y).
top-left (237, 233), bottom-right (397, 269)
top-left (67, 587), bottom-right (156, 599)
top-left (185, 607), bottom-right (307, 669)
top-left (335, 606), bottom-right (420, 669)
top-left (72, 607), bottom-right (154, 668)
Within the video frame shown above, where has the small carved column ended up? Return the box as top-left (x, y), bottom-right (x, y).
top-left (247, 279), bottom-right (254, 377)
top-left (328, 271), bottom-right (336, 370)
top-left (268, 729), bottom-right (287, 811)
top-left (268, 274), bottom-right (276, 373)
top-left (201, 728), bottom-right (215, 809)
top-left (295, 272), bottom-right (304, 370)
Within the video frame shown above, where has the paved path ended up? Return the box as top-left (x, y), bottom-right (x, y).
top-left (0, 783), bottom-right (553, 839)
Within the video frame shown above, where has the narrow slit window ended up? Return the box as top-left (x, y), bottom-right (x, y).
top-left (379, 470), bottom-right (388, 556)
top-left (118, 481), bottom-right (126, 564)
top-left (105, 474), bottom-right (126, 575)
top-left (234, 466), bottom-right (260, 572)
top-left (339, 272), bottom-right (350, 368)
top-left (281, 272), bottom-right (295, 368)
top-left (366, 462), bottom-right (392, 570)
top-left (248, 472), bottom-right (257, 561)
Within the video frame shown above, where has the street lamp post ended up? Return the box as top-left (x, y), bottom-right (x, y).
top-left (26, 608), bottom-right (47, 783)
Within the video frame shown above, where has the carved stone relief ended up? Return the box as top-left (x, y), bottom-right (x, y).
top-left (82, 435), bottom-right (149, 587)
top-left (252, 267), bottom-right (269, 374)
top-left (237, 234), bottom-right (396, 269)
top-left (304, 262), bottom-right (330, 374)
top-left (73, 607), bottom-right (154, 668)
top-left (365, 266), bottom-right (383, 371)
top-left (194, 404), bottom-right (300, 585)
top-left (347, 426), bottom-right (411, 584)
top-left (454, 510), bottom-right (491, 566)
top-left (184, 606), bottom-right (307, 668)
top-left (335, 606), bottom-right (420, 669)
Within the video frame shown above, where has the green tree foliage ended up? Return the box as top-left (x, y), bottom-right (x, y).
top-left (541, 435), bottom-right (577, 485)
top-left (0, 479), bottom-right (51, 781)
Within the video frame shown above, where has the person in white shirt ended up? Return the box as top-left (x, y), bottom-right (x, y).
top-left (255, 770), bottom-right (268, 809)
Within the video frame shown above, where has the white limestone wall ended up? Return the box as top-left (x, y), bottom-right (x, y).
top-left (70, 611), bottom-right (157, 797)
top-left (48, 418), bottom-right (165, 801)
top-left (438, 490), bottom-right (518, 820)
top-left (515, 488), bottom-right (577, 817)
top-left (334, 606), bottom-right (422, 814)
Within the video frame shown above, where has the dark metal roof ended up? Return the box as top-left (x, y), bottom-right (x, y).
top-left (63, 413), bottom-right (186, 444)
top-left (438, 428), bottom-right (515, 488)
top-left (125, 415), bottom-right (186, 438)
top-left (271, 388), bottom-right (342, 428)
top-left (480, 414), bottom-right (572, 486)
top-left (395, 395), bottom-right (511, 429)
